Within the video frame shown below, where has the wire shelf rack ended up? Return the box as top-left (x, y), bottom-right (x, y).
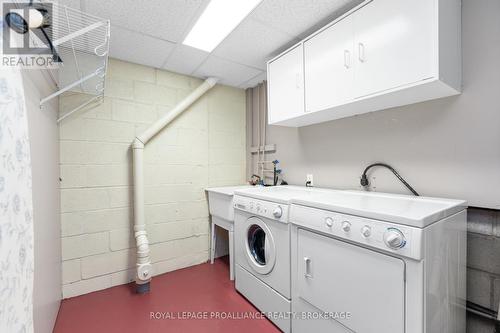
top-left (36, 1), bottom-right (110, 122)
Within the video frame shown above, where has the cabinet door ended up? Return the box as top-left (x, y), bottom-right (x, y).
top-left (304, 16), bottom-right (354, 113)
top-left (353, 0), bottom-right (435, 98)
top-left (267, 45), bottom-right (304, 124)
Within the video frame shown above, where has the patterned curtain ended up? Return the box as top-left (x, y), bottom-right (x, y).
top-left (0, 66), bottom-right (35, 332)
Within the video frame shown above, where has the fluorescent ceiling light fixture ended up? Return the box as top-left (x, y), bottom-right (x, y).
top-left (183, 0), bottom-right (262, 52)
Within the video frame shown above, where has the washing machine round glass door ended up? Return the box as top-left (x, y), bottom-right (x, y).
top-left (244, 217), bottom-right (276, 275)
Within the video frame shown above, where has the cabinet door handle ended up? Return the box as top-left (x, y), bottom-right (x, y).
top-left (304, 257), bottom-right (313, 278)
top-left (358, 43), bottom-right (366, 63)
top-left (344, 50), bottom-right (351, 69)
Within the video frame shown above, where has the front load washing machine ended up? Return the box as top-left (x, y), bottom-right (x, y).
top-left (233, 194), bottom-right (292, 332)
top-left (233, 186), bottom-right (345, 332)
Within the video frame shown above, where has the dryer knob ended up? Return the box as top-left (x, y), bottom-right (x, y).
top-left (273, 206), bottom-right (283, 218)
top-left (325, 217), bottom-right (333, 228)
top-left (341, 221), bottom-right (351, 232)
top-left (361, 225), bottom-right (371, 238)
top-left (384, 228), bottom-right (406, 249)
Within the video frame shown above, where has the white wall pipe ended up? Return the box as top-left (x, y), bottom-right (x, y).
top-left (132, 77), bottom-right (218, 292)
top-left (137, 77), bottom-right (218, 144)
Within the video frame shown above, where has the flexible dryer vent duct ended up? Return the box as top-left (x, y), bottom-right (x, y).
top-left (132, 77), bottom-right (218, 293)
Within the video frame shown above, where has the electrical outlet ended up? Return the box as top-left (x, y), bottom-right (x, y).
top-left (306, 174), bottom-right (314, 187)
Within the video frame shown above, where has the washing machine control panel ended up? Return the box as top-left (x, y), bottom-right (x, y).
top-left (290, 204), bottom-right (423, 260)
top-left (233, 196), bottom-right (289, 223)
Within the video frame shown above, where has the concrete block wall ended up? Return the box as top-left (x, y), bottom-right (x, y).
top-left (59, 59), bottom-right (246, 298)
top-left (466, 208), bottom-right (500, 333)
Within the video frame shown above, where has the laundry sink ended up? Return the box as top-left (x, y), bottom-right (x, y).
top-left (206, 186), bottom-right (252, 221)
top-left (205, 185), bottom-right (253, 280)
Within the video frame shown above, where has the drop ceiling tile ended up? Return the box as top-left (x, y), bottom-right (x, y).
top-left (76, 0), bottom-right (364, 87)
top-left (109, 26), bottom-right (175, 69)
top-left (239, 72), bottom-right (267, 89)
top-left (162, 45), bottom-right (209, 76)
top-left (193, 56), bottom-right (261, 87)
top-left (213, 18), bottom-right (299, 70)
top-left (251, 0), bottom-right (363, 39)
top-left (83, 0), bottom-right (209, 42)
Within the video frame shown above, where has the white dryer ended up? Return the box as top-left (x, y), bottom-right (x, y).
top-left (289, 190), bottom-right (467, 333)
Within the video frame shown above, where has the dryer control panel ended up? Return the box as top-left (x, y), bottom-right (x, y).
top-left (290, 204), bottom-right (423, 260)
top-left (233, 195), bottom-right (289, 223)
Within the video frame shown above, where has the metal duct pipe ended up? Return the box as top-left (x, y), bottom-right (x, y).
top-left (132, 77), bottom-right (218, 293)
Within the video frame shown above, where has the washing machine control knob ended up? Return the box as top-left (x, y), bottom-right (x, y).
top-left (325, 217), bottom-right (333, 228)
top-left (341, 221), bottom-right (351, 232)
top-left (384, 228), bottom-right (406, 249)
top-left (273, 206), bottom-right (283, 218)
top-left (361, 225), bottom-right (371, 238)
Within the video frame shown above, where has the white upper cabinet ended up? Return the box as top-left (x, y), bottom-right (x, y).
top-left (268, 0), bottom-right (461, 127)
top-left (352, 0), bottom-right (435, 97)
top-left (305, 15), bottom-right (355, 112)
top-left (267, 45), bottom-right (304, 124)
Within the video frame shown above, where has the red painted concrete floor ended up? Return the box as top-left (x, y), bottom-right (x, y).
top-left (54, 257), bottom-right (281, 333)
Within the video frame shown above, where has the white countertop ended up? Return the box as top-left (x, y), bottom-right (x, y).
top-left (205, 185), bottom-right (253, 196)
top-left (233, 185), bottom-right (340, 204)
top-left (291, 190), bottom-right (467, 228)
top-left (209, 185), bottom-right (467, 227)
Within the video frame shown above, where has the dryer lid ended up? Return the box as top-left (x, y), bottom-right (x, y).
top-left (291, 190), bottom-right (467, 228)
